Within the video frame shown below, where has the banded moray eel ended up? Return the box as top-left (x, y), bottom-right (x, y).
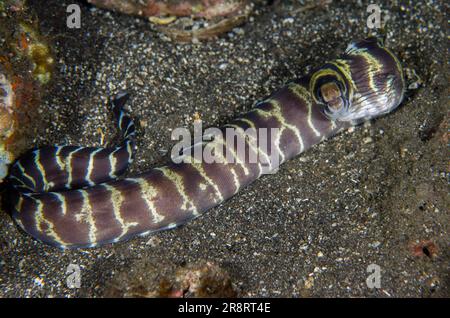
top-left (4, 37), bottom-right (405, 248)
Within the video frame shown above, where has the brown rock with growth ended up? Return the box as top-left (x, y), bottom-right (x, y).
top-left (88, 0), bottom-right (251, 41)
top-left (87, 0), bottom-right (245, 19)
top-left (0, 0), bottom-right (53, 181)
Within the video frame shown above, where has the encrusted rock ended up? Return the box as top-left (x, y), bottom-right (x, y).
top-left (0, 0), bottom-right (53, 181)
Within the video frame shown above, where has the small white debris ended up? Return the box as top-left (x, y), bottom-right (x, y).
top-left (282, 17), bottom-right (294, 25)
top-left (304, 276), bottom-right (314, 289)
top-left (233, 27), bottom-right (245, 35)
top-left (34, 277), bottom-right (45, 287)
top-left (146, 237), bottom-right (161, 247)
top-left (370, 241), bottom-right (381, 248)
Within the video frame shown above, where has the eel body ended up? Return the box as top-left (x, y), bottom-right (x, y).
top-left (4, 37), bottom-right (405, 248)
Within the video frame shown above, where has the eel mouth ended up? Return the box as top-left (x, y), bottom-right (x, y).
top-left (320, 82), bottom-right (345, 111)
